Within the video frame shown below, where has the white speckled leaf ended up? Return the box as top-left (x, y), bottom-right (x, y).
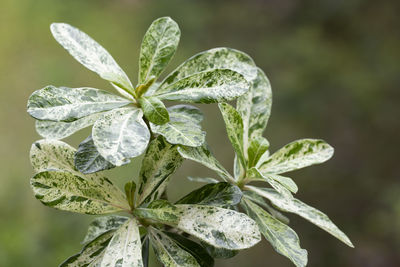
top-left (50, 23), bottom-right (134, 92)
top-left (237, 68), bottom-right (272, 151)
top-left (101, 219), bottom-right (143, 267)
top-left (150, 105), bottom-right (205, 147)
top-left (149, 227), bottom-right (200, 267)
top-left (136, 136), bottom-right (183, 205)
top-left (92, 107), bottom-right (150, 166)
top-left (248, 187), bottom-right (354, 247)
top-left (27, 86), bottom-right (131, 122)
top-left (138, 96), bottom-right (169, 125)
top-left (35, 112), bottom-right (102, 140)
top-left (258, 139), bottom-right (334, 174)
top-left (83, 215), bottom-right (129, 244)
top-left (242, 199), bottom-right (308, 267)
top-left (247, 168), bottom-right (298, 196)
top-left (162, 47), bottom-right (257, 85)
top-left (138, 17), bottom-right (180, 84)
top-left (247, 136), bottom-right (270, 168)
top-left (155, 69), bottom-right (249, 103)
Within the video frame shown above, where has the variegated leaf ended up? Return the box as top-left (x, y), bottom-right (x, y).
top-left (149, 227), bottom-right (200, 267)
top-left (83, 215), bottom-right (129, 244)
top-left (30, 139), bottom-right (129, 214)
top-left (92, 107), bottom-right (150, 166)
top-left (233, 154), bottom-right (244, 181)
top-left (247, 136), bottom-right (270, 168)
top-left (155, 69), bottom-right (249, 103)
top-left (27, 86), bottom-right (131, 122)
top-left (176, 182), bottom-right (242, 207)
top-left (242, 199), bottom-right (308, 267)
top-left (258, 139), bottom-right (334, 174)
top-left (138, 96), bottom-right (169, 125)
top-left (60, 231), bottom-right (113, 267)
top-left (237, 68), bottom-right (272, 150)
top-left (138, 17), bottom-right (180, 84)
top-left (35, 112), bottom-right (102, 140)
top-left (187, 176), bottom-right (219, 184)
top-left (218, 102), bottom-right (246, 167)
top-left (202, 243), bottom-right (238, 259)
top-left (248, 187), bottom-right (354, 247)
top-left (162, 47), bottom-right (257, 85)
top-left (136, 136), bottom-right (183, 205)
top-left (150, 105), bottom-right (205, 147)
top-left (50, 23), bottom-right (134, 93)
top-left (177, 144), bottom-right (233, 182)
top-left (247, 167), bottom-right (298, 195)
top-left (101, 219), bottom-right (143, 267)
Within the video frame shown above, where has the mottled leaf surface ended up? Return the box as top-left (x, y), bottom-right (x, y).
top-left (139, 17), bottom-right (180, 84)
top-left (83, 215), bottom-right (129, 244)
top-left (138, 96), bottom-right (169, 125)
top-left (27, 86), bottom-right (131, 122)
top-left (258, 139), bottom-right (334, 174)
top-left (156, 69), bottom-right (249, 103)
top-left (202, 243), bottom-right (238, 259)
top-left (92, 107), bottom-right (150, 166)
top-left (242, 199), bottom-right (308, 267)
top-left (247, 136), bottom-right (270, 168)
top-left (249, 187), bottom-right (354, 247)
top-left (247, 168), bottom-right (298, 196)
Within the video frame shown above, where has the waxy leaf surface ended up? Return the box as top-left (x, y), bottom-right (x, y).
top-left (138, 96), bottom-right (169, 125)
top-left (83, 215), bottom-right (129, 244)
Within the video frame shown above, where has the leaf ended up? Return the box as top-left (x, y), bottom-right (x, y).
top-left (248, 187), bottom-right (354, 247)
top-left (60, 231), bottom-right (113, 267)
top-left (136, 136), bottom-right (183, 205)
top-left (242, 199), bottom-right (308, 267)
top-left (177, 144), bottom-right (233, 182)
top-left (247, 136), bottom-right (270, 168)
top-left (233, 154), bottom-right (244, 181)
top-left (75, 135), bottom-right (117, 174)
top-left (237, 68), bottom-right (272, 150)
top-left (155, 69), bottom-right (249, 103)
top-left (27, 86), bottom-right (131, 122)
top-left (83, 215), bottom-right (129, 244)
top-left (92, 107), bottom-right (150, 166)
top-left (150, 105), bottom-right (205, 147)
top-left (201, 243), bottom-right (238, 259)
top-left (101, 219), bottom-right (143, 267)
top-left (257, 139), bottom-right (334, 174)
top-left (247, 168), bottom-right (298, 196)
top-left (187, 176), bottom-right (219, 184)
top-left (218, 102), bottom-right (246, 167)
top-left (50, 23), bottom-right (134, 93)
top-left (35, 112), bottom-right (102, 140)
top-left (149, 227), bottom-right (200, 267)
top-left (142, 236), bottom-right (150, 267)
top-left (138, 17), bottom-right (180, 84)
top-left (30, 139), bottom-right (129, 214)
top-left (138, 96), bottom-right (169, 125)
top-left (164, 232), bottom-right (214, 267)
top-left (124, 181), bottom-right (136, 209)
top-left (162, 47), bottom-right (257, 85)
top-left (176, 182), bottom-right (242, 207)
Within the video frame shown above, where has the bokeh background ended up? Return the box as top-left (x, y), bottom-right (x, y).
top-left (1, 0), bottom-right (399, 266)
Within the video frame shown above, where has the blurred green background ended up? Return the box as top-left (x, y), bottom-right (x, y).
top-left (1, 0), bottom-right (399, 266)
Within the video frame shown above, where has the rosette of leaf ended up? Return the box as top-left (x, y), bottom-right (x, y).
top-left (30, 139), bottom-right (261, 266)
top-left (177, 69), bottom-right (354, 266)
top-left (27, 17), bottom-right (257, 171)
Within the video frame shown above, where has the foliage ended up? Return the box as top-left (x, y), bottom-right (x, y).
top-left (27, 17), bottom-right (352, 266)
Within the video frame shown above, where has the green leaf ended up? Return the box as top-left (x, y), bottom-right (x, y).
top-left (176, 182), bottom-right (242, 207)
top-left (155, 69), bottom-right (249, 103)
top-left (136, 136), bottom-right (183, 205)
top-left (242, 199), bottom-right (308, 267)
top-left (101, 219), bottom-right (143, 267)
top-left (178, 144), bottom-right (233, 182)
top-left (237, 68), bottom-right (272, 150)
top-left (92, 107), bottom-right (150, 166)
top-left (125, 181), bottom-right (136, 209)
top-left (187, 176), bottom-right (219, 184)
top-left (27, 86), bottom-right (131, 122)
top-left (162, 47), bottom-right (257, 85)
top-left (149, 227), bottom-right (200, 267)
top-left (218, 102), bottom-right (246, 168)
top-left (150, 105), bottom-right (205, 147)
top-left (35, 112), bottom-right (102, 140)
top-left (75, 135), bottom-right (117, 174)
top-left (142, 236), bottom-right (150, 267)
top-left (164, 232), bottom-right (214, 267)
top-left (247, 136), bottom-right (270, 168)
top-left (30, 139), bottom-right (129, 214)
top-left (247, 168), bottom-right (298, 196)
top-left (233, 154), bottom-right (244, 181)
top-left (248, 187), bottom-right (354, 247)
top-left (258, 139), bottom-right (334, 174)
top-left (83, 215), bottom-right (129, 244)
top-left (60, 231), bottom-right (113, 267)
top-left (138, 17), bottom-right (180, 85)
top-left (138, 96), bottom-right (169, 125)
top-left (201, 243), bottom-right (238, 259)
top-left (50, 23), bottom-right (134, 95)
